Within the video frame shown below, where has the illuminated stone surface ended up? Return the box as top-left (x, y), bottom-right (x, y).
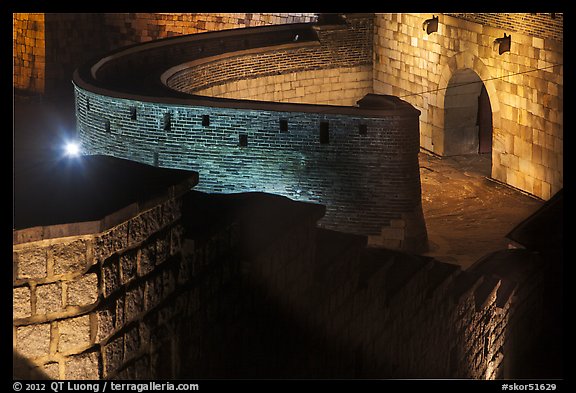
top-left (13, 13), bottom-right (562, 380)
top-left (73, 17), bottom-right (427, 251)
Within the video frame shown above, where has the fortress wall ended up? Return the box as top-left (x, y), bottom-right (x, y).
top-left (13, 190), bottom-right (547, 380)
top-left (13, 13), bottom-right (45, 94)
top-left (373, 13), bottom-right (563, 200)
top-left (13, 196), bottom-right (185, 379)
top-left (167, 15), bottom-right (374, 106)
top-left (192, 65), bottom-right (373, 107)
top-left (74, 15), bottom-right (430, 251)
top-left (75, 86), bottom-right (425, 250)
top-left (13, 13), bottom-right (316, 96)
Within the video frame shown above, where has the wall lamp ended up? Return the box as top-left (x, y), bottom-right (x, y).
top-left (493, 33), bottom-right (511, 55)
top-left (422, 15), bottom-right (439, 34)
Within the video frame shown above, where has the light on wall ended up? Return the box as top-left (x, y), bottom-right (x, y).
top-left (493, 33), bottom-right (511, 55)
top-left (422, 16), bottom-right (439, 34)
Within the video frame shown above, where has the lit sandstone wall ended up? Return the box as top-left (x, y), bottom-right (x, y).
top-left (13, 195), bottom-right (186, 379)
top-left (101, 13), bottom-right (317, 48)
top-left (13, 13), bottom-right (316, 96)
top-left (187, 15), bottom-right (373, 106)
top-left (373, 13), bottom-right (563, 200)
top-left (13, 13), bottom-right (45, 94)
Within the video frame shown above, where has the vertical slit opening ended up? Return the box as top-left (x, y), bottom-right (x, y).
top-left (320, 122), bottom-right (330, 144)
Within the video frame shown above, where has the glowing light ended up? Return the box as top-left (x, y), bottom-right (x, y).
top-left (64, 141), bottom-right (81, 157)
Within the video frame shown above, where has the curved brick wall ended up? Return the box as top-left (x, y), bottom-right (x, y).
top-left (190, 66), bottom-right (373, 106)
top-left (73, 16), bottom-right (428, 251)
top-left (164, 16), bottom-right (373, 105)
top-left (13, 13), bottom-right (317, 95)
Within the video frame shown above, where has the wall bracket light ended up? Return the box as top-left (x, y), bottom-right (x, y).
top-left (493, 33), bottom-right (511, 55)
top-left (422, 16), bottom-right (439, 35)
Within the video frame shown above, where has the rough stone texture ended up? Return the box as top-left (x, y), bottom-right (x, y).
top-left (58, 315), bottom-right (92, 353)
top-left (103, 335), bottom-right (124, 378)
top-left (15, 248), bottom-right (47, 280)
top-left (96, 306), bottom-right (115, 342)
top-left (16, 324), bottom-right (51, 358)
top-left (103, 259), bottom-right (121, 297)
top-left (125, 284), bottom-right (145, 323)
top-left (35, 282), bottom-right (62, 315)
top-left (12, 195), bottom-right (186, 380)
top-left (120, 250), bottom-right (138, 285)
top-left (13, 287), bottom-right (32, 319)
top-left (95, 224), bottom-right (128, 262)
top-left (65, 351), bottom-right (100, 380)
top-left (13, 13), bottom-right (45, 94)
top-left (67, 273), bottom-right (99, 307)
top-left (42, 362), bottom-right (60, 379)
top-left (53, 239), bottom-right (88, 275)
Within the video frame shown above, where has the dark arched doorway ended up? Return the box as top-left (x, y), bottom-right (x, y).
top-left (443, 69), bottom-right (493, 157)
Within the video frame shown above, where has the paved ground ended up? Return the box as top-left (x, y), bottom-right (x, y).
top-left (14, 95), bottom-right (544, 270)
top-left (419, 151), bottom-right (543, 269)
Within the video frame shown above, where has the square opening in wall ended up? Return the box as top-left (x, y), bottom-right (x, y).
top-left (130, 106), bottom-right (137, 121)
top-left (164, 113), bottom-right (171, 131)
top-left (239, 134), bottom-right (248, 147)
top-left (320, 122), bottom-right (330, 144)
top-left (279, 119), bottom-right (288, 133)
top-left (202, 115), bottom-right (210, 127)
top-left (359, 124), bottom-right (367, 135)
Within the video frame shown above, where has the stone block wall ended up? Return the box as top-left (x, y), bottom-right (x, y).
top-left (75, 15), bottom-right (428, 250)
top-left (14, 189), bottom-right (548, 379)
top-left (13, 196), bottom-right (185, 379)
top-left (13, 13), bottom-right (316, 96)
top-left (101, 13), bottom-right (317, 49)
top-left (168, 15), bottom-right (374, 106)
top-left (444, 13), bottom-right (563, 42)
top-left (373, 13), bottom-right (563, 200)
top-left (75, 86), bottom-right (425, 250)
top-left (13, 13), bottom-right (45, 94)
top-left (219, 226), bottom-right (547, 379)
top-left (192, 66), bottom-right (373, 106)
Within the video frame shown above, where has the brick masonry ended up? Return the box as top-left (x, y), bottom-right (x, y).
top-left (13, 13), bottom-right (317, 95)
top-left (444, 13), bottom-right (563, 42)
top-left (373, 13), bottom-right (563, 200)
top-left (75, 88), bottom-right (426, 250)
top-left (13, 13), bottom-right (45, 93)
top-left (14, 13), bottom-right (562, 201)
top-left (74, 16), bottom-right (428, 251)
top-left (193, 66), bottom-right (373, 106)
